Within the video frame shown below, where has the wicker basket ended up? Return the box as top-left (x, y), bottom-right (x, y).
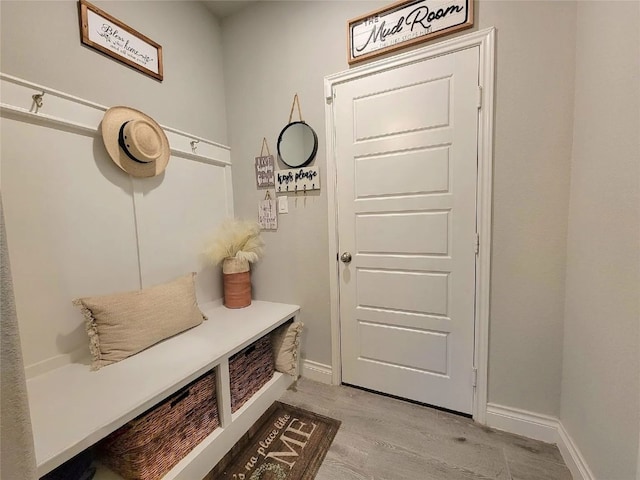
top-left (229, 335), bottom-right (274, 412)
top-left (97, 370), bottom-right (219, 480)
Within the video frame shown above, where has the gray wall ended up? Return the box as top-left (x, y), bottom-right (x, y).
top-left (221, 0), bottom-right (377, 367)
top-left (0, 0), bottom-right (227, 142)
top-left (222, 1), bottom-right (577, 417)
top-left (560, 2), bottom-right (640, 478)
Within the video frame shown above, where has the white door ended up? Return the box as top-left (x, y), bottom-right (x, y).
top-left (335, 46), bottom-right (479, 414)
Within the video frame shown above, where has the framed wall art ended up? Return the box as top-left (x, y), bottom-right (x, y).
top-left (79, 0), bottom-right (163, 81)
top-left (348, 0), bottom-right (473, 64)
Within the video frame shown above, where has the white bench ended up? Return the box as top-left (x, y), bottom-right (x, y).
top-left (27, 300), bottom-right (300, 479)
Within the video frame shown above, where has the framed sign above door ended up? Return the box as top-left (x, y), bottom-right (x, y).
top-left (348, 0), bottom-right (473, 65)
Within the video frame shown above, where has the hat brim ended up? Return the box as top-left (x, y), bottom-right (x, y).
top-left (101, 106), bottom-right (170, 178)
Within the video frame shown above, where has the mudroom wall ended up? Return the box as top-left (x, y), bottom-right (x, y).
top-left (0, 1), bottom-right (229, 371)
top-left (221, 0), bottom-right (577, 418)
top-left (0, 0), bottom-right (227, 141)
top-left (560, 2), bottom-right (640, 478)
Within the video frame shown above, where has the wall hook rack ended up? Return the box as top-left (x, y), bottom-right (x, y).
top-left (190, 139), bottom-right (200, 153)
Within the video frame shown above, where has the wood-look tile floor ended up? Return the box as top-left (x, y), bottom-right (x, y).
top-left (279, 378), bottom-right (572, 480)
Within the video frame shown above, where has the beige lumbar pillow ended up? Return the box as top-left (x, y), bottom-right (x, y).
top-left (271, 321), bottom-right (303, 377)
top-left (73, 273), bottom-right (206, 370)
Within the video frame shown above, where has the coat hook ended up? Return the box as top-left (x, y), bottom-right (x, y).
top-left (32, 91), bottom-right (45, 111)
top-left (190, 139), bottom-right (200, 153)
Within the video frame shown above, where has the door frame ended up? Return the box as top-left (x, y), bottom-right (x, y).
top-left (324, 27), bottom-right (495, 423)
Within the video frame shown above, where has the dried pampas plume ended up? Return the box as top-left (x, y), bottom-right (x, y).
top-left (204, 218), bottom-right (265, 266)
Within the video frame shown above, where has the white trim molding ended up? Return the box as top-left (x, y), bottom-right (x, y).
top-left (486, 403), bottom-right (558, 444)
top-left (471, 27), bottom-right (496, 425)
top-left (0, 73), bottom-right (231, 167)
top-left (301, 360), bottom-right (333, 385)
top-left (324, 27), bottom-right (496, 416)
top-left (24, 349), bottom-right (88, 379)
top-left (557, 422), bottom-right (596, 480)
top-left (486, 403), bottom-right (595, 480)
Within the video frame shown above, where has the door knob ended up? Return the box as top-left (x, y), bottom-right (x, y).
top-left (340, 252), bottom-right (352, 263)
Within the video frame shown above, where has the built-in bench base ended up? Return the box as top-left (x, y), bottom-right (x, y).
top-left (28, 300), bottom-right (300, 479)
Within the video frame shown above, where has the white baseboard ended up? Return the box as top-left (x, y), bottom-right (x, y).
top-left (485, 403), bottom-right (594, 480)
top-left (301, 359), bottom-right (332, 384)
top-left (486, 403), bottom-right (559, 443)
top-left (557, 422), bottom-right (596, 480)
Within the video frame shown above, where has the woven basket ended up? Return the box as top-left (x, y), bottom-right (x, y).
top-left (229, 335), bottom-right (274, 412)
top-left (98, 370), bottom-right (219, 480)
top-left (222, 258), bottom-right (251, 309)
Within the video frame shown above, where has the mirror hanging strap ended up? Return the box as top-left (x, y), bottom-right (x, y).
top-left (288, 93), bottom-right (303, 123)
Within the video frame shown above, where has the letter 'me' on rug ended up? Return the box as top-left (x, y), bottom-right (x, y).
top-left (205, 402), bottom-right (340, 480)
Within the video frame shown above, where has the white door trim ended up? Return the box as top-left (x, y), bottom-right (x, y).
top-left (324, 27), bottom-right (495, 423)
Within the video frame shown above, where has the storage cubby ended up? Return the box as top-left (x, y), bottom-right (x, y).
top-left (28, 300), bottom-right (300, 479)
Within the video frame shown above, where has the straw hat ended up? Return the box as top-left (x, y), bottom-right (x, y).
top-left (101, 106), bottom-right (170, 177)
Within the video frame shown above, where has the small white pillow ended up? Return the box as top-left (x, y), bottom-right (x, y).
top-left (270, 321), bottom-right (303, 377)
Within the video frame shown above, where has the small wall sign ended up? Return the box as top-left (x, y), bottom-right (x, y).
top-left (255, 155), bottom-right (275, 188)
top-left (79, 0), bottom-right (163, 81)
top-left (276, 167), bottom-right (320, 194)
top-left (258, 192), bottom-right (277, 230)
top-left (348, 0), bottom-right (473, 64)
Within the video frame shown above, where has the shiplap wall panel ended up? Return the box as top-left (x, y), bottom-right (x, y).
top-left (133, 156), bottom-right (229, 303)
top-left (0, 75), bottom-right (233, 374)
top-left (0, 117), bottom-right (141, 368)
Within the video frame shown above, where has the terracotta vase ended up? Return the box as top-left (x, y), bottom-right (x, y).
top-left (222, 258), bottom-right (251, 308)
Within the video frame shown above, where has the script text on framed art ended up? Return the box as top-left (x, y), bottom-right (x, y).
top-left (79, 0), bottom-right (163, 81)
top-left (348, 0), bottom-right (473, 65)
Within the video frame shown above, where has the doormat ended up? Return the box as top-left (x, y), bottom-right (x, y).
top-left (205, 402), bottom-right (340, 480)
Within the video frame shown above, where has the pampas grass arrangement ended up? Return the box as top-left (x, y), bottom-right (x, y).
top-left (204, 219), bottom-right (265, 266)
top-left (206, 219), bottom-right (264, 308)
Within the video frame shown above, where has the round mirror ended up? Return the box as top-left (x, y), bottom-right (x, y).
top-left (277, 121), bottom-right (318, 168)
